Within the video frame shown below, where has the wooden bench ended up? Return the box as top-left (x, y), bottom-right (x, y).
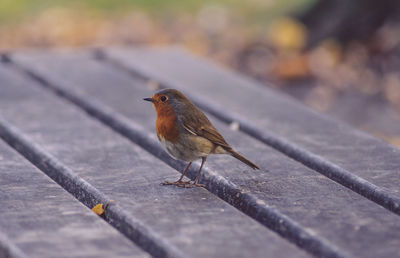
top-left (0, 48), bottom-right (399, 258)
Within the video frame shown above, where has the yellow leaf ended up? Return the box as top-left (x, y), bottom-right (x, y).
top-left (268, 17), bottom-right (308, 51)
top-left (92, 203), bottom-right (104, 216)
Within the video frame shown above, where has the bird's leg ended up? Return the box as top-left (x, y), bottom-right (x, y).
top-left (191, 157), bottom-right (206, 187)
top-left (161, 162), bottom-right (192, 187)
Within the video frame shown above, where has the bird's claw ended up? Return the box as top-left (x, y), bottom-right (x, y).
top-left (190, 183), bottom-right (206, 188)
top-left (161, 180), bottom-right (205, 188)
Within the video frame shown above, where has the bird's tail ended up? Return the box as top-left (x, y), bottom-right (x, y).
top-left (228, 148), bottom-right (259, 169)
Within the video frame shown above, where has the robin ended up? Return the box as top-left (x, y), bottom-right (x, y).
top-left (144, 88), bottom-right (259, 187)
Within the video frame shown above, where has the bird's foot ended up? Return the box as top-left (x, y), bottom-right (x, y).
top-left (189, 183), bottom-right (206, 188)
top-left (161, 180), bottom-right (191, 187)
top-left (161, 180), bottom-right (205, 188)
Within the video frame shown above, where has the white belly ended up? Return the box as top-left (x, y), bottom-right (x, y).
top-left (160, 136), bottom-right (180, 160)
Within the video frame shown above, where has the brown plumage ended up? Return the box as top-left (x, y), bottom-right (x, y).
top-left (144, 88), bottom-right (259, 187)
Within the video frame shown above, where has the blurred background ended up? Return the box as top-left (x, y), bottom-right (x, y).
top-left (1, 0), bottom-right (400, 146)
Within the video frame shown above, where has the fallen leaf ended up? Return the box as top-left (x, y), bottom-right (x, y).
top-left (92, 203), bottom-right (105, 216)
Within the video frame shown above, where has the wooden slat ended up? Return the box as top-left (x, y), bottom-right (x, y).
top-left (7, 51), bottom-right (400, 258)
top-left (0, 232), bottom-right (26, 258)
top-left (0, 129), bottom-right (148, 257)
top-left (7, 51), bottom-right (344, 258)
top-left (103, 47), bottom-right (400, 215)
top-left (0, 62), bottom-right (310, 258)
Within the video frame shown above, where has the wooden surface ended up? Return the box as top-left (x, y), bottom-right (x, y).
top-left (0, 48), bottom-right (399, 258)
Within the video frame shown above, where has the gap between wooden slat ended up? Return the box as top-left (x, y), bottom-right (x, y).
top-left (2, 53), bottom-right (349, 258)
top-left (94, 49), bottom-right (400, 216)
top-left (0, 232), bottom-right (28, 258)
top-left (0, 115), bottom-right (185, 258)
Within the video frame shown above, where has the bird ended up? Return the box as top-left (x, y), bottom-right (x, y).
top-left (144, 88), bottom-right (259, 187)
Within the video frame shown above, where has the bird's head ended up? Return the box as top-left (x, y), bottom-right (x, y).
top-left (143, 88), bottom-right (190, 116)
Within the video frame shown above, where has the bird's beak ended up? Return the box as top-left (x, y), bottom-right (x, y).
top-left (143, 97), bottom-right (155, 103)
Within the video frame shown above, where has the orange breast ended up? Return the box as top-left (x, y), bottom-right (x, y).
top-left (155, 104), bottom-right (179, 142)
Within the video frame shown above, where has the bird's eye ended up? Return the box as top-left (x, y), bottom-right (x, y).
top-left (160, 96), bottom-right (167, 102)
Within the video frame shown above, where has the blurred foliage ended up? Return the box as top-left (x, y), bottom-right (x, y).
top-left (0, 0), bottom-right (316, 64)
top-left (0, 0), bottom-right (314, 23)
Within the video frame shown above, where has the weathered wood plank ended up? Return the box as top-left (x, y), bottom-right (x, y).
top-left (108, 49), bottom-right (400, 214)
top-left (0, 62), bottom-right (311, 258)
top-left (0, 116), bottom-right (180, 258)
top-left (6, 51), bottom-right (344, 258)
top-left (102, 47), bottom-right (400, 215)
top-left (0, 130), bottom-right (148, 257)
top-left (7, 51), bottom-right (400, 258)
top-left (0, 232), bottom-right (26, 258)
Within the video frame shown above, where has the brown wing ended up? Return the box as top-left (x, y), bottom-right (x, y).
top-left (181, 108), bottom-right (231, 149)
top-left (181, 105), bottom-right (259, 169)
